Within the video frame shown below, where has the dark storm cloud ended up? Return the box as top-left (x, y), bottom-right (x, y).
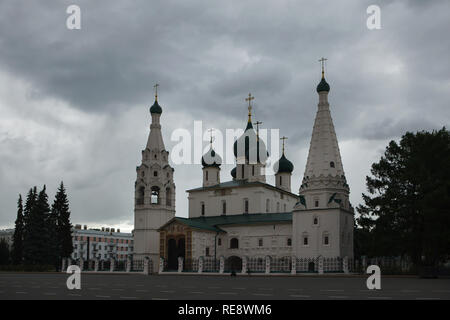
top-left (0, 0), bottom-right (449, 228)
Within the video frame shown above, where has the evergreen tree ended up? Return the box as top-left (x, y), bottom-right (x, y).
top-left (11, 194), bottom-right (24, 264)
top-left (357, 128), bottom-right (450, 265)
top-left (0, 239), bottom-right (10, 265)
top-left (22, 187), bottom-right (37, 264)
top-left (52, 182), bottom-right (73, 262)
top-left (23, 186), bottom-right (51, 265)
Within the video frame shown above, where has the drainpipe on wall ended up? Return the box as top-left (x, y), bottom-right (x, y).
top-left (214, 232), bottom-right (218, 269)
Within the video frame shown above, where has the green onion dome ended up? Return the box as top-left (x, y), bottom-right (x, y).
top-left (231, 167), bottom-right (236, 178)
top-left (201, 148), bottom-right (222, 168)
top-left (273, 153), bottom-right (294, 174)
top-left (233, 121), bottom-right (268, 163)
top-left (150, 100), bottom-right (162, 114)
top-left (316, 77), bottom-right (330, 93)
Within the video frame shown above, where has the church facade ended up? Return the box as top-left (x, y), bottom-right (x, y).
top-left (133, 69), bottom-right (354, 273)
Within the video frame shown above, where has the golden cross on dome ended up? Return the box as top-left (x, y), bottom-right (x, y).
top-left (318, 57), bottom-right (327, 78)
top-left (153, 83), bottom-right (159, 101)
top-left (280, 136), bottom-right (288, 154)
top-left (245, 93), bottom-right (255, 122)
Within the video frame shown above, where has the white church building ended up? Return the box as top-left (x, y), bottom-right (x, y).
top-left (133, 67), bottom-right (354, 273)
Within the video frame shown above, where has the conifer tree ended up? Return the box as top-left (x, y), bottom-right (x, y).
top-left (22, 187), bottom-right (37, 264)
top-left (11, 194), bottom-right (24, 264)
top-left (52, 182), bottom-right (73, 262)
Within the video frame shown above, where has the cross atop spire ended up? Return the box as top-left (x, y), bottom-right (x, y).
top-left (153, 83), bottom-right (159, 101)
top-left (280, 136), bottom-right (288, 154)
top-left (318, 57), bottom-right (327, 79)
top-left (254, 121), bottom-right (263, 140)
top-left (208, 128), bottom-right (214, 146)
top-left (245, 93), bottom-right (255, 122)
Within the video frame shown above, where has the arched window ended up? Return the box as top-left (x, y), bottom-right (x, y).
top-left (230, 238), bottom-right (239, 249)
top-left (302, 233), bottom-right (309, 246)
top-left (166, 188), bottom-right (171, 206)
top-left (137, 186), bottom-right (145, 205)
top-left (313, 216), bottom-right (319, 225)
top-left (330, 161), bottom-right (335, 168)
top-left (287, 238), bottom-right (292, 246)
top-left (151, 186), bottom-right (160, 204)
top-left (323, 232), bottom-right (330, 245)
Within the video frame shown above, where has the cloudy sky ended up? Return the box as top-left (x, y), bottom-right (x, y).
top-left (0, 0), bottom-right (449, 231)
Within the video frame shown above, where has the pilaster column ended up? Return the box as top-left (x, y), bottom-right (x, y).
top-left (178, 256), bottom-right (184, 273)
top-left (265, 256), bottom-right (271, 274)
top-left (126, 257), bottom-right (131, 273)
top-left (241, 256), bottom-right (247, 274)
top-left (158, 257), bottom-right (164, 274)
top-left (318, 256), bottom-right (324, 274)
top-left (343, 256), bottom-right (349, 274)
top-left (291, 256), bottom-right (296, 274)
top-left (219, 256), bottom-right (225, 273)
top-left (198, 257), bottom-right (204, 273)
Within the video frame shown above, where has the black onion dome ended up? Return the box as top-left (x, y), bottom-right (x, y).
top-left (150, 100), bottom-right (162, 114)
top-left (316, 77), bottom-right (330, 93)
top-left (274, 153), bottom-right (294, 174)
top-left (233, 121), bottom-right (268, 163)
top-left (202, 148), bottom-right (222, 167)
top-left (231, 167), bottom-right (236, 178)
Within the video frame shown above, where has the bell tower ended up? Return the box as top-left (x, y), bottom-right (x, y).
top-left (133, 84), bottom-right (175, 270)
top-left (292, 60), bottom-right (354, 260)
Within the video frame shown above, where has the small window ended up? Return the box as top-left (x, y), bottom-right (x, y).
top-left (218, 238), bottom-right (222, 246)
top-left (252, 165), bottom-right (255, 176)
top-left (206, 170), bottom-right (208, 181)
top-left (205, 247), bottom-right (210, 256)
top-left (313, 217), bottom-right (318, 225)
top-left (266, 199), bottom-right (270, 213)
top-left (279, 176), bottom-right (282, 185)
top-left (153, 171), bottom-right (158, 177)
top-left (277, 202), bottom-right (280, 212)
top-left (324, 235), bottom-right (329, 245)
top-left (287, 238), bottom-right (292, 246)
top-left (230, 238), bottom-right (239, 249)
top-left (315, 200), bottom-right (319, 207)
top-left (303, 236), bottom-right (309, 246)
top-left (330, 161), bottom-right (335, 168)
top-left (244, 199), bottom-right (249, 214)
top-left (222, 201), bottom-right (226, 215)
top-left (283, 204), bottom-right (287, 212)
top-left (258, 238), bottom-right (263, 247)
top-left (151, 186), bottom-right (160, 204)
top-left (201, 202), bottom-right (205, 216)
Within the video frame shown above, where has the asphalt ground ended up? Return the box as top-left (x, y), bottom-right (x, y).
top-left (0, 272), bottom-right (449, 300)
